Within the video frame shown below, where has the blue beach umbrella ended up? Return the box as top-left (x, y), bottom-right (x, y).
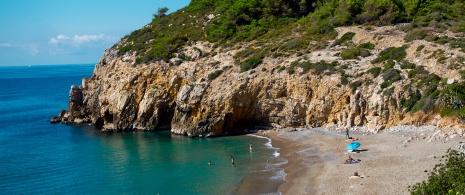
top-left (347, 142), bottom-right (361, 151)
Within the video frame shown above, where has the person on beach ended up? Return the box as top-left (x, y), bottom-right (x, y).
top-left (349, 171), bottom-right (365, 179)
top-left (344, 156), bottom-right (356, 164)
top-left (345, 127), bottom-right (350, 139)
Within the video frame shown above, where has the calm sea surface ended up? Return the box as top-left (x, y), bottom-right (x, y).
top-left (0, 64), bottom-right (285, 194)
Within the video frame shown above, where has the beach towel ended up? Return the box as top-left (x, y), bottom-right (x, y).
top-left (344, 161), bottom-right (359, 164)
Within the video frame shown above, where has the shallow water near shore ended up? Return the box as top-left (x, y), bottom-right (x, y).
top-left (0, 64), bottom-right (284, 194)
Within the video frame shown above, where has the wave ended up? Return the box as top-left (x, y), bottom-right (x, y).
top-left (247, 134), bottom-right (281, 157)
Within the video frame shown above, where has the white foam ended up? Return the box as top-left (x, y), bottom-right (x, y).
top-left (270, 169), bottom-right (286, 180)
top-left (266, 159), bottom-right (288, 168)
top-left (273, 151), bottom-right (280, 157)
top-left (247, 134), bottom-right (287, 188)
top-left (247, 134), bottom-right (280, 157)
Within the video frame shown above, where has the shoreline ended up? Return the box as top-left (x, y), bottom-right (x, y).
top-left (260, 126), bottom-right (465, 194)
top-left (234, 134), bottom-right (287, 194)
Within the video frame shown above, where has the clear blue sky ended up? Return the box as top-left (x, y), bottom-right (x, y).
top-left (0, 0), bottom-right (191, 66)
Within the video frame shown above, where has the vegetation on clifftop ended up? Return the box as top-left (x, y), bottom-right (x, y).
top-left (115, 0), bottom-right (465, 63)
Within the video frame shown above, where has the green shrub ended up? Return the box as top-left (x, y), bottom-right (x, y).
top-left (418, 73), bottom-right (441, 87)
top-left (272, 52), bottom-right (284, 58)
top-left (416, 45), bottom-right (425, 52)
top-left (372, 45), bottom-right (408, 64)
top-left (365, 26), bottom-right (374, 31)
top-left (408, 66), bottom-right (428, 78)
top-left (208, 70), bottom-right (223, 80)
top-left (340, 42), bottom-right (374, 60)
top-left (425, 35), bottom-right (438, 42)
top-left (135, 58), bottom-right (143, 65)
top-left (350, 80), bottom-right (362, 92)
top-left (240, 56), bottom-right (262, 72)
top-left (409, 149), bottom-right (465, 194)
top-left (411, 96), bottom-right (433, 112)
top-left (400, 61), bottom-right (416, 69)
top-left (401, 91), bottom-right (422, 111)
top-left (178, 53), bottom-right (192, 61)
top-left (234, 48), bottom-right (261, 59)
top-left (442, 83), bottom-right (465, 103)
top-left (381, 69), bottom-right (401, 89)
top-left (367, 67), bottom-right (381, 77)
top-left (287, 68), bottom-right (295, 74)
top-left (460, 70), bottom-right (465, 80)
top-left (341, 47), bottom-right (371, 60)
top-left (308, 19), bottom-right (337, 37)
top-left (382, 61), bottom-right (395, 73)
top-left (281, 38), bottom-right (307, 50)
top-left (359, 42), bottom-right (375, 49)
top-left (313, 61), bottom-right (338, 75)
top-left (404, 28), bottom-right (428, 42)
top-left (287, 60), bottom-right (337, 75)
top-left (118, 45), bottom-right (133, 55)
top-left (333, 32), bottom-right (356, 46)
top-left (340, 48), bottom-right (360, 60)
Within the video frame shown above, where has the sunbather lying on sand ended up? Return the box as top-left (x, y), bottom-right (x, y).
top-left (345, 137), bottom-right (359, 141)
top-left (349, 172), bottom-right (365, 179)
top-left (344, 156), bottom-right (356, 164)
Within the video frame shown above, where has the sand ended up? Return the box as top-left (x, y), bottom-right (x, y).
top-left (262, 126), bottom-right (465, 195)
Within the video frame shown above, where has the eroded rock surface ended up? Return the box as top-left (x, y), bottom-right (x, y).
top-left (52, 26), bottom-right (465, 136)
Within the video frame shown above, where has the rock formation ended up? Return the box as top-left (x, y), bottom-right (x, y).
top-left (51, 25), bottom-right (465, 136)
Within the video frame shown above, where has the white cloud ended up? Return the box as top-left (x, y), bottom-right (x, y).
top-left (49, 34), bottom-right (116, 46)
top-left (48, 34), bottom-right (119, 55)
top-left (0, 43), bottom-right (12, 47)
top-left (0, 42), bottom-right (38, 55)
top-left (49, 34), bottom-right (70, 45)
top-left (57, 35), bottom-right (69, 39)
top-left (72, 34), bottom-right (105, 44)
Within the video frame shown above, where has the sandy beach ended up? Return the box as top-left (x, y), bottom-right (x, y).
top-left (262, 126), bottom-right (465, 194)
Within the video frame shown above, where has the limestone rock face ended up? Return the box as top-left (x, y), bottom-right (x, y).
top-left (52, 26), bottom-right (465, 136)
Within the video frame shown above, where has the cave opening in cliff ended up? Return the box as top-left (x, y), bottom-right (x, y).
top-left (157, 103), bottom-right (176, 130)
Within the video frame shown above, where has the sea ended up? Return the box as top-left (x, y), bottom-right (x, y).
top-left (0, 64), bottom-right (286, 194)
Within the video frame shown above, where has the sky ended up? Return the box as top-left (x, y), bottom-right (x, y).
top-left (0, 0), bottom-right (191, 66)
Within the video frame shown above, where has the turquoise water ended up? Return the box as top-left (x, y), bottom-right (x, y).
top-left (0, 64), bottom-right (284, 194)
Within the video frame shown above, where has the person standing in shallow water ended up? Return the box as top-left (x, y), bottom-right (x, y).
top-left (230, 155), bottom-right (234, 165)
top-left (250, 143), bottom-right (252, 150)
top-left (345, 127), bottom-right (350, 139)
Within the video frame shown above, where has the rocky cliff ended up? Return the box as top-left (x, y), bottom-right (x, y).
top-left (51, 25), bottom-right (465, 136)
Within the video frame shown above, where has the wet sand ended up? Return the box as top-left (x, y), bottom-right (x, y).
top-left (259, 127), bottom-right (464, 194)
